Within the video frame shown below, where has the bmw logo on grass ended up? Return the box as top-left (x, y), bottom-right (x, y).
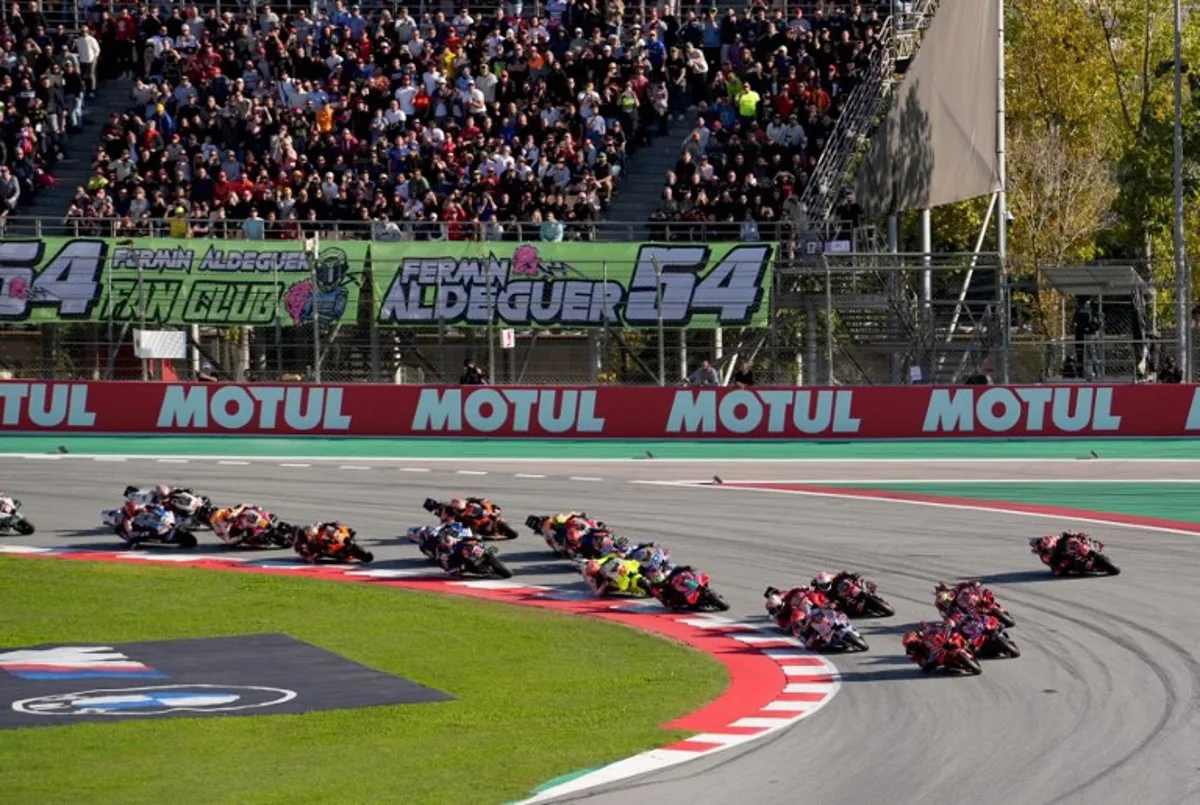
top-left (13, 684), bottom-right (297, 716)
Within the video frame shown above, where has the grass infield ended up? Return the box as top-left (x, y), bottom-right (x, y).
top-left (0, 557), bottom-right (726, 805)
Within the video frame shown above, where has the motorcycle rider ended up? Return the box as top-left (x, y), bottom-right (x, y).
top-left (124, 484), bottom-right (173, 506)
top-left (210, 504), bottom-right (271, 547)
top-left (800, 606), bottom-right (836, 649)
top-left (812, 570), bottom-right (863, 604)
top-left (1046, 531), bottom-right (1091, 575)
top-left (583, 554), bottom-right (650, 597)
top-left (293, 522), bottom-right (355, 562)
top-left (542, 512), bottom-right (601, 555)
top-left (0, 492), bottom-right (16, 515)
top-left (904, 621), bottom-right (954, 672)
top-left (645, 564), bottom-right (698, 608)
top-left (433, 522), bottom-right (472, 575)
top-left (764, 585), bottom-right (830, 632)
top-left (624, 542), bottom-right (674, 574)
top-left (118, 502), bottom-right (175, 544)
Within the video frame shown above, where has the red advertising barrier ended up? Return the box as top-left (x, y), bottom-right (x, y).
top-left (0, 382), bottom-right (1199, 439)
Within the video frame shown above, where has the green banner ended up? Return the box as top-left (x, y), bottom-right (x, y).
top-left (0, 238), bottom-right (367, 326)
top-left (371, 242), bottom-right (774, 328)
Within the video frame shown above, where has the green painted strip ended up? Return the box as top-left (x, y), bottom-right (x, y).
top-left (820, 482), bottom-right (1200, 525)
top-left (3, 435), bottom-right (1200, 460)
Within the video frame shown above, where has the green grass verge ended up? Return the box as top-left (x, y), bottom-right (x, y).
top-left (0, 558), bottom-right (727, 805)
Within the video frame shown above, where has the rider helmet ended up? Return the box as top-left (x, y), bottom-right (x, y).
top-left (812, 571), bottom-right (835, 591)
top-left (449, 498), bottom-right (465, 511)
top-left (155, 484), bottom-right (171, 500)
top-left (584, 558), bottom-right (602, 578)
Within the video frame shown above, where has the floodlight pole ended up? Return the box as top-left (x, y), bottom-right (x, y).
top-left (996, 0), bottom-right (1010, 383)
top-left (1172, 0), bottom-right (1191, 381)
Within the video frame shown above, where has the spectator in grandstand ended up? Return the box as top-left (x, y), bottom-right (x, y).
top-left (651, 3), bottom-right (882, 241)
top-left (732, 361), bottom-right (756, 388)
top-left (68, 1), bottom-right (699, 240)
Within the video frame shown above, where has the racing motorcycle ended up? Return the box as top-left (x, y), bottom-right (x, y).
top-left (424, 497), bottom-right (519, 540)
top-left (823, 573), bottom-right (894, 618)
top-left (0, 495), bottom-right (35, 536)
top-left (289, 522), bottom-right (374, 564)
top-left (956, 613), bottom-right (1021, 659)
top-left (123, 486), bottom-right (215, 531)
top-left (797, 607), bottom-right (869, 652)
top-left (1030, 532), bottom-right (1121, 576)
top-left (101, 503), bottom-right (197, 548)
top-left (441, 536), bottom-right (513, 579)
top-left (904, 627), bottom-right (982, 675)
top-left (526, 514), bottom-right (626, 560)
top-left (648, 566), bottom-right (729, 612)
top-left (935, 582), bottom-right (1017, 628)
top-left (408, 525), bottom-right (441, 560)
top-left (211, 506), bottom-right (293, 550)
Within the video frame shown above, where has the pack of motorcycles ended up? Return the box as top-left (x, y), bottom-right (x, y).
top-left (0, 490), bottom-right (1121, 676)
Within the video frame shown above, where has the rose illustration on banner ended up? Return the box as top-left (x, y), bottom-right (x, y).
top-left (512, 245), bottom-right (539, 276)
top-left (7, 277), bottom-right (28, 299)
top-left (284, 281), bottom-right (313, 324)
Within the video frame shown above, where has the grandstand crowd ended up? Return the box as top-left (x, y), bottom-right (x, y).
top-left (0, 1), bottom-right (886, 240)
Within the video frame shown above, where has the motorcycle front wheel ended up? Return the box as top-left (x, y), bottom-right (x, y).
top-left (865, 594), bottom-right (895, 617)
top-left (13, 518), bottom-right (35, 536)
top-left (495, 521), bottom-right (519, 540)
top-left (349, 545), bottom-right (374, 563)
top-left (1092, 554), bottom-right (1121, 576)
top-left (846, 634), bottom-right (870, 652)
top-left (701, 588), bottom-right (731, 612)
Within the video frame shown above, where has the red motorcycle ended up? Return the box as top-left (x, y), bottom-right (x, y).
top-left (903, 627), bottom-right (982, 675)
top-left (425, 498), bottom-right (519, 540)
top-left (1030, 532), bottom-right (1120, 576)
top-left (935, 582), bottom-right (1016, 628)
top-left (955, 613), bottom-right (1021, 659)
top-left (649, 566), bottom-right (730, 612)
top-left (825, 573), bottom-right (895, 618)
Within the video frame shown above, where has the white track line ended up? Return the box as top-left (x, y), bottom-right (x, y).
top-left (339, 465), bottom-right (370, 471)
top-left (399, 467), bottom-right (430, 473)
top-left (279, 463), bottom-right (311, 468)
top-left (92, 456), bottom-right (126, 462)
top-left (695, 484), bottom-right (1200, 537)
top-left (156, 458), bottom-right (188, 463)
top-left (514, 473), bottom-right (546, 479)
top-left (569, 476), bottom-right (604, 482)
top-left (7, 452), bottom-right (1200, 464)
top-left (217, 460), bottom-right (249, 466)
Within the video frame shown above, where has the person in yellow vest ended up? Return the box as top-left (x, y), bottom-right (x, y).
top-left (167, 205), bottom-right (190, 238)
top-left (737, 85), bottom-right (761, 122)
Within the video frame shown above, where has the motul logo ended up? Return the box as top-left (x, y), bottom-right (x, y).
top-left (666, 389), bottom-right (861, 434)
top-left (922, 387), bottom-right (1122, 433)
top-left (410, 388), bottom-right (606, 433)
top-left (0, 383), bottom-right (96, 427)
top-left (156, 386), bottom-right (352, 431)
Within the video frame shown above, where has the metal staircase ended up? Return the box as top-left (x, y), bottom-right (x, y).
top-left (796, 0), bottom-right (940, 231)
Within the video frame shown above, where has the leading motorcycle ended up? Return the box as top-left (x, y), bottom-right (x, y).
top-left (0, 495), bottom-right (35, 536)
top-left (1030, 532), bottom-right (1121, 576)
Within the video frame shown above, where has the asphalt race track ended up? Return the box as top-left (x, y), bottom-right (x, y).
top-left (7, 457), bottom-right (1200, 805)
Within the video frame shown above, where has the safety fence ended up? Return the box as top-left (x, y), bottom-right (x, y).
top-left (2, 381), bottom-right (1197, 439)
top-left (0, 236), bottom-right (1188, 386)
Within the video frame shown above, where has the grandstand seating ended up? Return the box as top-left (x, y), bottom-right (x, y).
top-left (56, 2), bottom-right (888, 241)
top-left (0, 1), bottom-right (98, 228)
